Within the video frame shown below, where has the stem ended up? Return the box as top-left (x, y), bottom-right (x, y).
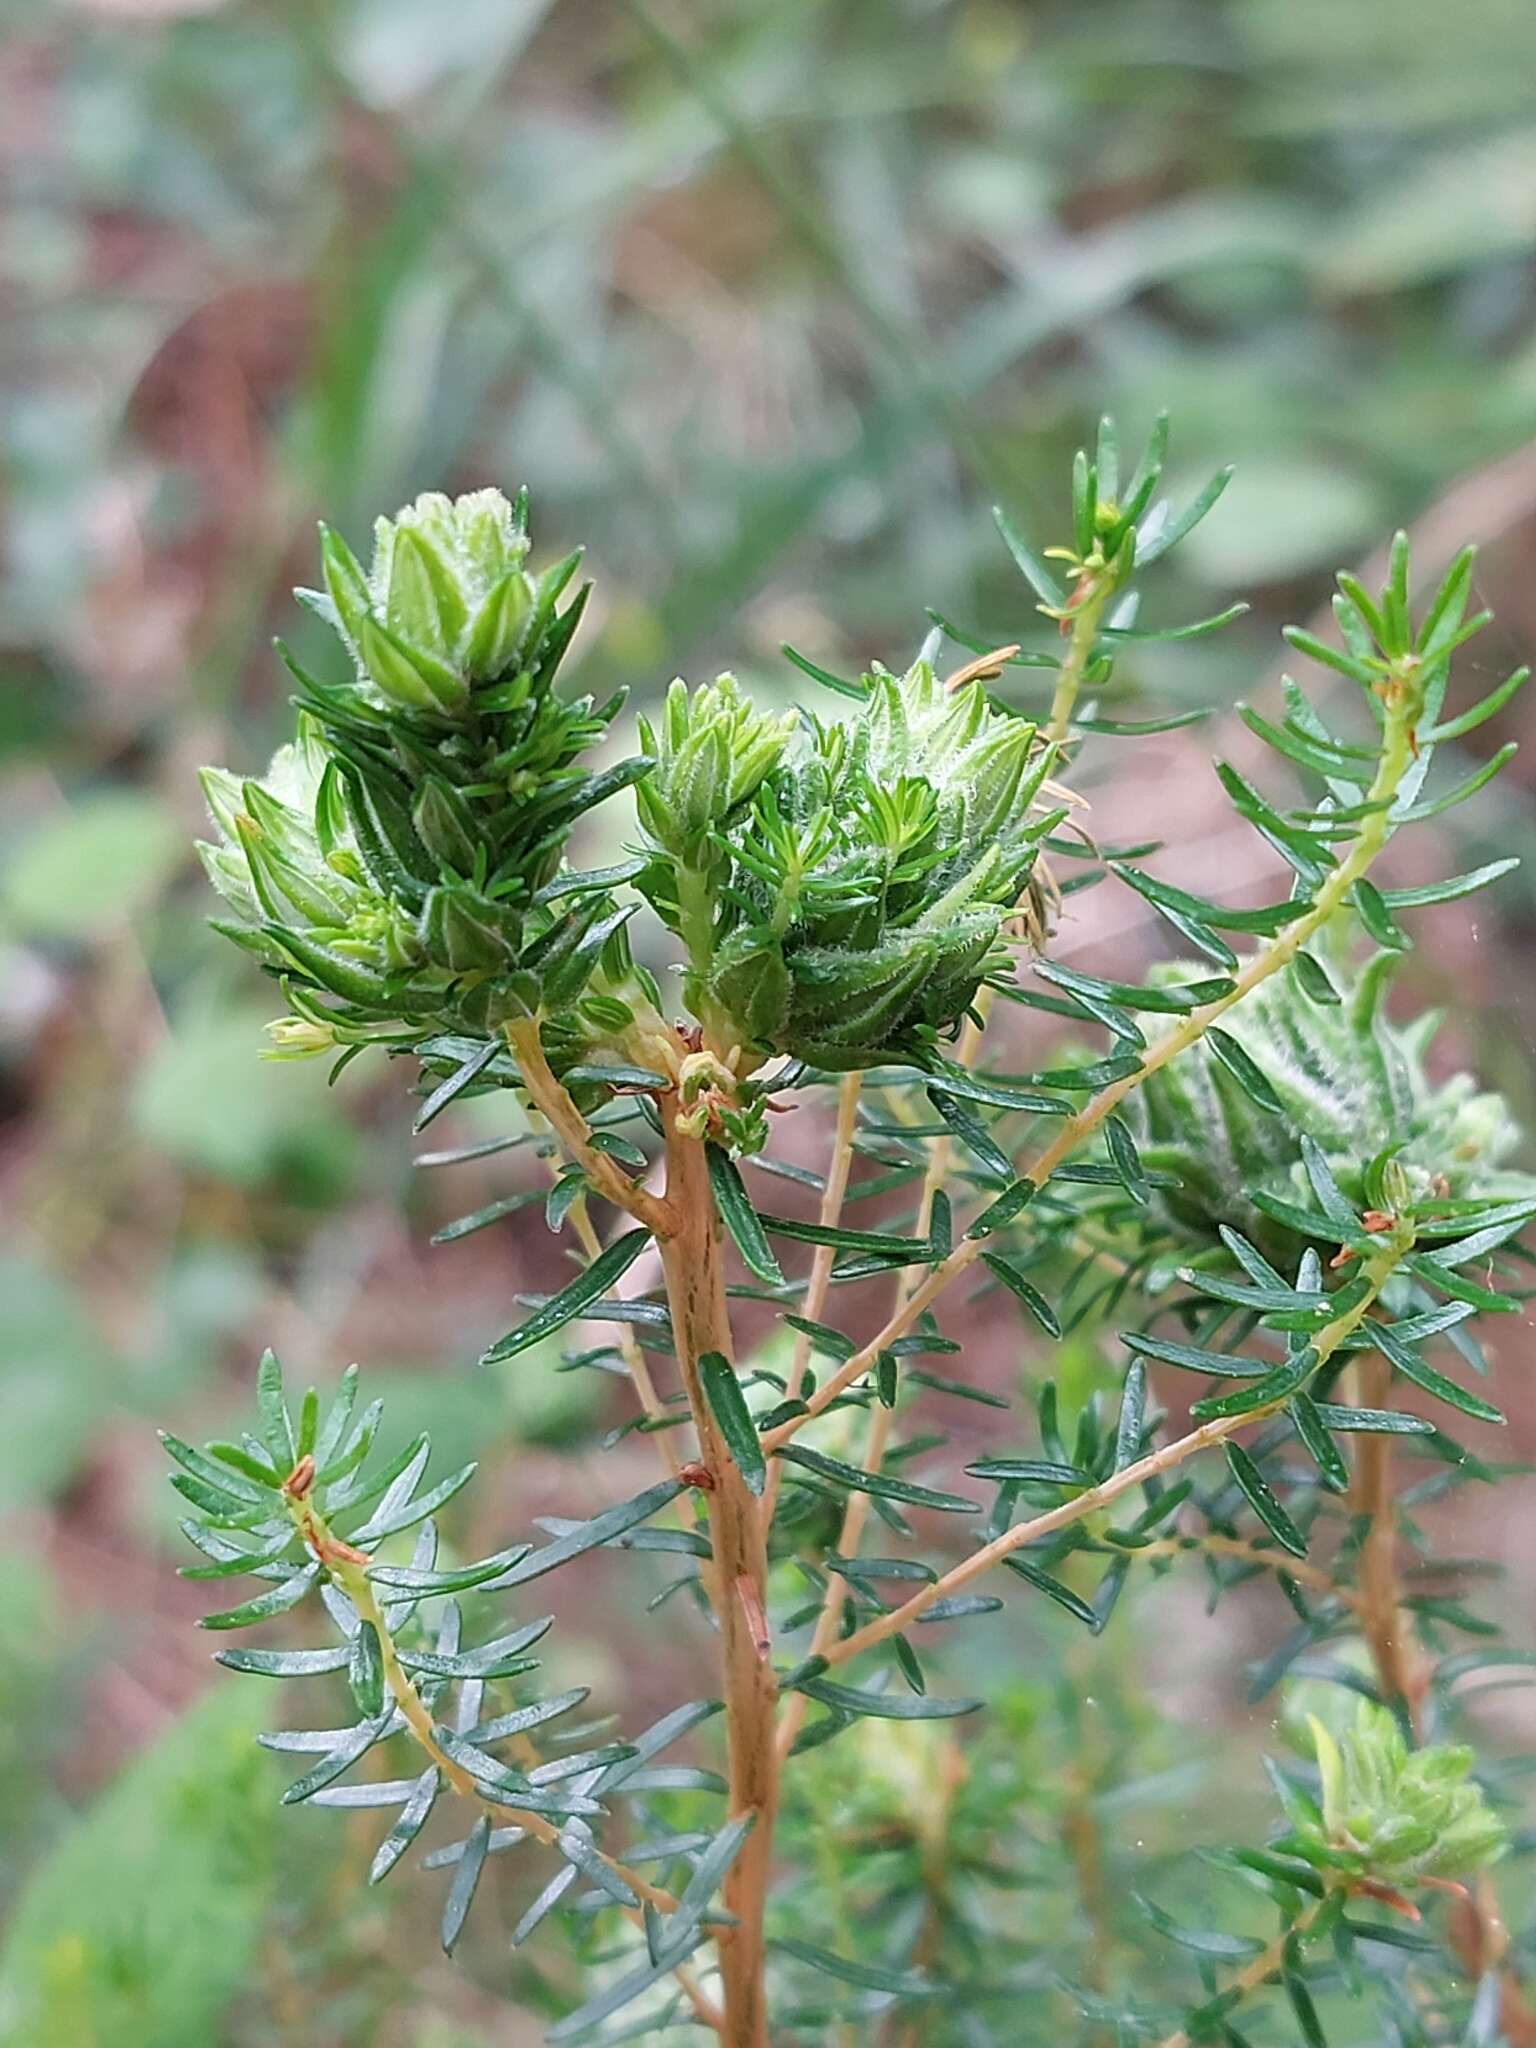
top-left (758, 1069), bottom-right (862, 1530)
top-left (1347, 1351), bottom-right (1536, 2042)
top-left (1350, 1348), bottom-right (1426, 1724)
top-left (811, 1242), bottom-right (1402, 1676)
top-left (505, 1016), bottom-right (675, 1237)
top-left (676, 862), bottom-right (740, 1061)
top-left (1155, 1894), bottom-right (1330, 2048)
top-left (1045, 581), bottom-right (1110, 751)
top-left (659, 1102), bottom-right (776, 2048)
top-left (775, 1061), bottom-right (961, 1762)
top-left (1136, 1533), bottom-right (1357, 1606)
top-left (761, 701), bottom-right (1417, 1455)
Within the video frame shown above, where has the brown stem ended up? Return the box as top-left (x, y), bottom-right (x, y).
top-left (1348, 1352), bottom-right (1536, 2043)
top-left (758, 1068), bottom-right (862, 1530)
top-left (1136, 1532), bottom-right (1358, 1607)
top-left (1350, 1349), bottom-right (1427, 1727)
top-left (659, 1103), bottom-right (776, 2048)
top-left (775, 1058), bottom-right (964, 1763)
top-left (505, 1016), bottom-right (675, 1237)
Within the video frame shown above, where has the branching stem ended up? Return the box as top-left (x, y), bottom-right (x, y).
top-left (758, 1068), bottom-right (862, 1530)
top-left (1154, 1893), bottom-right (1331, 2048)
top-left (659, 1102), bottom-right (776, 2048)
top-left (286, 1501), bottom-right (724, 2034)
top-left (505, 1016), bottom-right (675, 1236)
top-left (809, 1242), bottom-right (1402, 1676)
top-left (761, 698), bottom-right (1416, 1454)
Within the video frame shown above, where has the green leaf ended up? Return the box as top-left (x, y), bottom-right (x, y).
top-left (992, 503), bottom-right (1065, 605)
top-left (215, 1644), bottom-right (351, 1678)
top-left (160, 1431), bottom-right (273, 1507)
top-left (1283, 1945), bottom-right (1327, 2048)
top-left (412, 1039), bottom-right (501, 1134)
top-left (440, 1813), bottom-right (491, 1955)
top-left (1288, 1392), bottom-right (1349, 1493)
top-left (777, 1444), bottom-right (977, 1513)
top-left (780, 643), bottom-right (868, 701)
top-left (310, 1364), bottom-right (361, 1475)
top-left (1405, 1253), bottom-right (1516, 1313)
top-left (966, 1458), bottom-right (1090, 1486)
top-left (923, 1067), bottom-right (1070, 1114)
top-left (1177, 1270), bottom-right (1325, 1316)
top-left (1352, 877), bottom-right (1408, 952)
top-left (432, 1190), bottom-right (544, 1244)
top-left (1419, 665), bottom-right (1528, 744)
top-left (647, 1814), bottom-right (757, 1967)
top-left (1191, 1351), bottom-right (1313, 1420)
top-left (981, 1251), bottom-right (1061, 1336)
top-left (964, 1177), bottom-right (1038, 1238)
top-left (349, 1622), bottom-right (384, 1719)
top-left (1102, 603), bottom-right (1249, 645)
top-left (1393, 742), bottom-right (1517, 824)
top-left (795, 1673), bottom-right (981, 1720)
top-left (494, 1477), bottom-right (685, 1585)
top-left (368, 1767), bottom-right (440, 1884)
top-left (1292, 949), bottom-right (1342, 1005)
top-left (774, 1935), bottom-right (930, 1995)
top-left (1122, 1331), bottom-right (1272, 1379)
top-left (1103, 1114), bottom-right (1150, 1204)
top-left (1422, 1202), bottom-right (1536, 1266)
top-left (699, 1352), bottom-right (766, 1497)
top-left (1225, 1443), bottom-right (1308, 1557)
top-left (1114, 1362), bottom-right (1147, 1470)
top-left (482, 1228), bottom-right (654, 1362)
top-left (1205, 1029), bottom-right (1285, 1115)
top-left (367, 1546), bottom-right (532, 1597)
top-left (1380, 858), bottom-right (1519, 909)
top-left (875, 1350), bottom-right (898, 1408)
top-left (255, 1349), bottom-right (294, 1470)
top-left (1373, 1324), bottom-right (1504, 1424)
top-left (1138, 464), bottom-right (1235, 564)
top-left (351, 1459), bottom-right (477, 1547)
top-left (546, 1942), bottom-right (707, 2043)
top-left (707, 1146), bottom-right (784, 1285)
top-left (925, 1087), bottom-right (1012, 1184)
top-left (1310, 1404), bottom-right (1434, 1435)
top-left (1135, 1891), bottom-right (1265, 1960)
top-left (1000, 1556), bottom-right (1098, 1627)
top-left (277, 1710), bottom-right (397, 1806)
top-left (759, 1214), bottom-right (923, 1259)
top-left (199, 1568), bottom-right (319, 1632)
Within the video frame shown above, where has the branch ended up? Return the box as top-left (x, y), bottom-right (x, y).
top-left (1134, 1533), bottom-right (1359, 1608)
top-left (774, 1053), bottom-right (965, 1761)
top-left (807, 1243), bottom-right (1403, 1676)
top-left (1155, 1893), bottom-right (1330, 2048)
top-left (306, 1535), bottom-right (724, 2034)
top-left (758, 1069), bottom-right (862, 1529)
top-left (504, 1016), bottom-right (675, 1237)
top-left (761, 700), bottom-right (1417, 1455)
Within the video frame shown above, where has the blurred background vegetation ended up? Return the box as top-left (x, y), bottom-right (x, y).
top-left (4, 0), bottom-right (1536, 2040)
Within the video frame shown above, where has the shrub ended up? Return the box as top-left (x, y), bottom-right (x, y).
top-left (169, 418), bottom-right (1534, 2045)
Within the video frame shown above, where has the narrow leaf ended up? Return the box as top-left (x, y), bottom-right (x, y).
top-left (699, 1352), bottom-right (766, 1497)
